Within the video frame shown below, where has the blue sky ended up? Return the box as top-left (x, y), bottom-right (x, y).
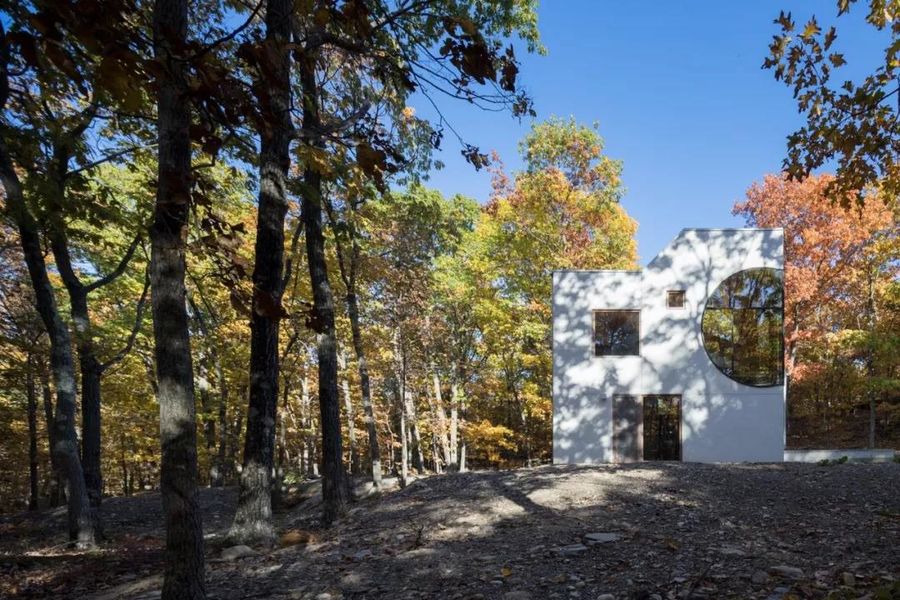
top-left (414, 1), bottom-right (887, 263)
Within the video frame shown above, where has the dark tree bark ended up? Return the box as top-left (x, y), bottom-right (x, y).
top-left (27, 354), bottom-right (39, 511)
top-left (214, 362), bottom-right (228, 486)
top-left (43, 130), bottom-right (111, 511)
top-left (48, 227), bottom-right (104, 509)
top-left (40, 369), bottom-right (62, 507)
top-left (151, 0), bottom-right (205, 596)
top-left (0, 40), bottom-right (92, 539)
top-left (230, 0), bottom-right (293, 546)
top-left (298, 52), bottom-right (349, 524)
top-left (38, 106), bottom-right (145, 518)
top-left (271, 373), bottom-right (291, 508)
top-left (347, 291), bottom-right (382, 487)
top-left (325, 201), bottom-right (382, 489)
top-left (0, 141), bottom-right (95, 549)
top-left (458, 382), bottom-right (468, 473)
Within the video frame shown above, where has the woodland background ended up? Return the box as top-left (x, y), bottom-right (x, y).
top-left (0, 1), bottom-right (897, 596)
top-left (1, 127), bottom-right (897, 514)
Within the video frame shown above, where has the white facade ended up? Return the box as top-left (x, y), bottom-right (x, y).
top-left (552, 228), bottom-right (786, 464)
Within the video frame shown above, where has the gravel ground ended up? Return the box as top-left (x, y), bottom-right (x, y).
top-left (1, 462), bottom-right (898, 599)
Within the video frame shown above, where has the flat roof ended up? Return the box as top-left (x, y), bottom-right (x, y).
top-left (676, 227), bottom-right (783, 232)
top-left (552, 269), bottom-right (642, 273)
top-left (552, 227), bottom-right (783, 273)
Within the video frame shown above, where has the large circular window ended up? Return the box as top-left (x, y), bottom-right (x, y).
top-left (701, 268), bottom-right (784, 387)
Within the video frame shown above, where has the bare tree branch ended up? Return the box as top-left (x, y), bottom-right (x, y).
top-left (99, 264), bottom-right (150, 373)
top-left (85, 233), bottom-right (142, 294)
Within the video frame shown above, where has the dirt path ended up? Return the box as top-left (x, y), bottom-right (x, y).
top-left (1, 463), bottom-right (898, 599)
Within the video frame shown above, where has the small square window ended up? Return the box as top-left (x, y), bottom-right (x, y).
top-left (667, 290), bottom-right (686, 308)
top-left (593, 310), bottom-right (640, 356)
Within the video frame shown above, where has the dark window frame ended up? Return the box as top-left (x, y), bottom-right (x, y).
top-left (592, 309), bottom-right (641, 357)
top-left (700, 268), bottom-right (785, 387)
top-left (666, 290), bottom-right (686, 309)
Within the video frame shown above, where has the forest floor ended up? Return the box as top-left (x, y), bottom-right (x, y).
top-left (1, 462), bottom-right (898, 600)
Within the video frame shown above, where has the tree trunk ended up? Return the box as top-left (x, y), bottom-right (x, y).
top-left (300, 375), bottom-right (312, 477)
top-left (229, 385), bottom-right (247, 483)
top-left (198, 370), bottom-right (216, 452)
top-left (1, 132), bottom-right (94, 548)
top-left (62, 277), bottom-right (103, 512)
top-left (448, 380), bottom-right (460, 470)
top-left (47, 227), bottom-right (104, 511)
top-left (151, 0), bottom-right (205, 595)
top-left (458, 381), bottom-right (468, 473)
top-left (79, 349), bottom-right (103, 506)
top-left (214, 356), bottom-right (228, 487)
top-left (404, 388), bottom-right (425, 473)
top-left (431, 433), bottom-right (441, 473)
top-left (424, 386), bottom-right (441, 473)
top-left (346, 291), bottom-right (382, 489)
top-left (273, 375), bottom-right (290, 507)
top-left (120, 435), bottom-right (130, 496)
top-left (328, 200), bottom-right (382, 490)
top-left (866, 272), bottom-right (877, 449)
top-left (299, 53), bottom-right (348, 525)
top-left (27, 354), bottom-right (39, 511)
top-left (431, 368), bottom-right (452, 468)
top-left (399, 405), bottom-right (409, 487)
top-left (459, 438), bottom-right (467, 473)
top-left (231, 0), bottom-right (293, 547)
top-left (392, 327), bottom-right (423, 474)
top-left (338, 350), bottom-right (358, 474)
top-left (40, 369), bottom-right (62, 507)
top-left (386, 422), bottom-right (396, 476)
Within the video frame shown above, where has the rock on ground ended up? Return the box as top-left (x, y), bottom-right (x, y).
top-left (1, 462), bottom-right (898, 600)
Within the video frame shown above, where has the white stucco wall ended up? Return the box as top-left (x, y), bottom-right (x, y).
top-left (552, 228), bottom-right (786, 464)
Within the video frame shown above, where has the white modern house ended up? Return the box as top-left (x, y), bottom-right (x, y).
top-left (552, 228), bottom-right (786, 464)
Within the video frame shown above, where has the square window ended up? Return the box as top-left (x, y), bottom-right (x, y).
top-left (593, 310), bottom-right (640, 356)
top-left (667, 290), bottom-right (686, 308)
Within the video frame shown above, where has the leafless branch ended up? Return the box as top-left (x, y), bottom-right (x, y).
top-left (100, 264), bottom-right (150, 373)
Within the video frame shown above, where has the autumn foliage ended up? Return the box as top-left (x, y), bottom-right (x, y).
top-left (734, 174), bottom-right (899, 448)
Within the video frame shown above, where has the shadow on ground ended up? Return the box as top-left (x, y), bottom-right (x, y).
top-left (1, 464), bottom-right (898, 600)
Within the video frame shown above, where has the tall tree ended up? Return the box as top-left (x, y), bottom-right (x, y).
top-left (151, 0), bottom-right (205, 595)
top-left (2, 0), bottom-right (161, 522)
top-left (456, 117), bottom-right (637, 463)
top-left (364, 185), bottom-right (479, 473)
top-left (0, 23), bottom-right (96, 548)
top-left (326, 198), bottom-right (383, 489)
top-left (297, 44), bottom-right (351, 523)
top-left (40, 129), bottom-right (146, 513)
top-left (25, 352), bottom-right (39, 510)
top-left (48, 228), bottom-right (142, 513)
top-left (230, 0), bottom-right (294, 546)
top-left (0, 227), bottom-right (48, 511)
top-left (285, 0), bottom-right (539, 521)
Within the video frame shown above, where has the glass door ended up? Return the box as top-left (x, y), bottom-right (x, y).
top-left (642, 395), bottom-right (681, 461)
